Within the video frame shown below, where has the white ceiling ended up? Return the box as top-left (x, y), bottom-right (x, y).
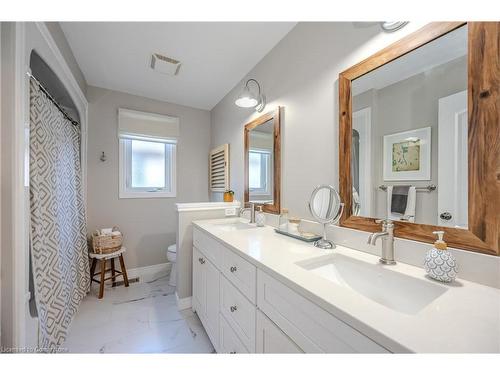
top-left (60, 22), bottom-right (296, 110)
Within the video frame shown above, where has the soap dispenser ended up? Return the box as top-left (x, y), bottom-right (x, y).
top-left (423, 231), bottom-right (458, 283)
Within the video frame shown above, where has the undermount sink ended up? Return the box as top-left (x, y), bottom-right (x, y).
top-left (296, 253), bottom-right (447, 314)
top-left (213, 220), bottom-right (257, 231)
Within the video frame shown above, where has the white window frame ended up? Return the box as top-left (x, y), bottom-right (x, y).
top-left (248, 148), bottom-right (273, 197)
top-left (119, 135), bottom-right (177, 198)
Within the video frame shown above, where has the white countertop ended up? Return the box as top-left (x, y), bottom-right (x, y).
top-left (192, 218), bottom-right (500, 353)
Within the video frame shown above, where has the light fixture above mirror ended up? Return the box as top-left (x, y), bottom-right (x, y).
top-left (235, 78), bottom-right (266, 112)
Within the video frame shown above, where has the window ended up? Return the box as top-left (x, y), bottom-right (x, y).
top-left (248, 148), bottom-right (272, 196)
top-left (118, 109), bottom-right (179, 198)
top-left (119, 136), bottom-right (176, 198)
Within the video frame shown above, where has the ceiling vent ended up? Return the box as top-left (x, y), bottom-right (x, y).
top-left (150, 53), bottom-right (181, 76)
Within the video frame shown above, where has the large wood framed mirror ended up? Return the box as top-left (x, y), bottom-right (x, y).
top-left (244, 107), bottom-right (282, 214)
top-left (339, 22), bottom-right (499, 255)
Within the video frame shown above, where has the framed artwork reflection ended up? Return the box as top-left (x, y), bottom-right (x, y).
top-left (383, 127), bottom-right (431, 181)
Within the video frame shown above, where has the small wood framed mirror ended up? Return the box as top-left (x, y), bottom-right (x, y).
top-left (338, 22), bottom-right (499, 255)
top-left (244, 107), bottom-right (282, 214)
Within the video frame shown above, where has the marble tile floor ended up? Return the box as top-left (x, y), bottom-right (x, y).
top-left (64, 275), bottom-right (215, 353)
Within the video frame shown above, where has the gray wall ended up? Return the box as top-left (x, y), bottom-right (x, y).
top-left (44, 22), bottom-right (87, 95)
top-left (210, 22), bottom-right (428, 218)
top-left (353, 56), bottom-right (467, 224)
top-left (86, 86), bottom-right (211, 269)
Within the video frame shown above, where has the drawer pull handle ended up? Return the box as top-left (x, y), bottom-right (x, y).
top-left (230, 266), bottom-right (237, 273)
top-left (230, 305), bottom-right (237, 312)
top-left (198, 257), bottom-right (205, 264)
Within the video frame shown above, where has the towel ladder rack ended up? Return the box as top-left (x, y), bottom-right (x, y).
top-left (378, 184), bottom-right (436, 192)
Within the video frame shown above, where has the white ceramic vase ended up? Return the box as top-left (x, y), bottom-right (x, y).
top-left (424, 248), bottom-right (458, 283)
top-left (256, 211), bottom-right (266, 227)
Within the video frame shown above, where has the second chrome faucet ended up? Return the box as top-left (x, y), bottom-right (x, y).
top-left (240, 202), bottom-right (256, 223)
top-left (368, 219), bottom-right (396, 265)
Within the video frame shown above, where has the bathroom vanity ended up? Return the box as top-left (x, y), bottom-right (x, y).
top-left (191, 218), bottom-right (500, 353)
top-left (190, 21), bottom-right (500, 355)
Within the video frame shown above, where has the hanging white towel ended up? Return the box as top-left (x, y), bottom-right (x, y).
top-left (386, 185), bottom-right (417, 222)
top-left (403, 186), bottom-right (416, 222)
top-left (386, 186), bottom-right (398, 221)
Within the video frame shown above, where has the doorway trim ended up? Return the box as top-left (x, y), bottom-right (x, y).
top-left (352, 107), bottom-right (372, 217)
top-left (11, 22), bottom-right (88, 347)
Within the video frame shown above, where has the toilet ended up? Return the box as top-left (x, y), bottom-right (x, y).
top-left (167, 244), bottom-right (177, 287)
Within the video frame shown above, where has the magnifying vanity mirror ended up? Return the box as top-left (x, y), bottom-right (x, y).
top-left (339, 22), bottom-right (499, 255)
top-left (244, 107), bottom-right (281, 213)
top-left (308, 185), bottom-right (344, 249)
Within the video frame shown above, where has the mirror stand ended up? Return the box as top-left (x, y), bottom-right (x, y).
top-left (314, 223), bottom-right (336, 249)
top-left (314, 204), bottom-right (344, 249)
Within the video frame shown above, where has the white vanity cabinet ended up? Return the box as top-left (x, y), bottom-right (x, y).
top-left (192, 226), bottom-right (389, 353)
top-left (192, 246), bottom-right (220, 350)
top-left (193, 227), bottom-right (258, 353)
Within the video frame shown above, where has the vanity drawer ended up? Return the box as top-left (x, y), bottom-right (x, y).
top-left (220, 275), bottom-right (256, 352)
top-left (193, 227), bottom-right (223, 268)
top-left (219, 314), bottom-right (249, 354)
top-left (221, 246), bottom-right (257, 303)
top-left (257, 270), bottom-right (389, 353)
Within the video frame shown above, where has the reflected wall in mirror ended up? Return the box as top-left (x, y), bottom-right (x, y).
top-left (339, 22), bottom-right (499, 255)
top-left (351, 25), bottom-right (467, 228)
top-left (244, 107), bottom-right (281, 213)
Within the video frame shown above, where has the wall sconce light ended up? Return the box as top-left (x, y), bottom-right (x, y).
top-left (380, 22), bottom-right (409, 32)
top-left (235, 78), bottom-right (266, 112)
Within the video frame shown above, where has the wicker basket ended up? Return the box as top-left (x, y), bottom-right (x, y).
top-left (91, 226), bottom-right (123, 254)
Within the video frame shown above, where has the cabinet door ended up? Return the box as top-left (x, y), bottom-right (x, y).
top-left (257, 270), bottom-right (389, 353)
top-left (192, 247), bottom-right (206, 318)
top-left (256, 310), bottom-right (303, 353)
top-left (220, 275), bottom-right (256, 352)
top-left (219, 314), bottom-right (249, 354)
top-left (204, 256), bottom-right (220, 348)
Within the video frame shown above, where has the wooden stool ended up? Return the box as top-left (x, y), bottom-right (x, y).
top-left (89, 247), bottom-right (129, 299)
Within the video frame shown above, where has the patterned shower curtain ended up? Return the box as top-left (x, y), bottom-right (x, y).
top-left (29, 78), bottom-right (90, 349)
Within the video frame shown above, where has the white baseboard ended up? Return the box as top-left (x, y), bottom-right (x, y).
top-left (127, 262), bottom-right (172, 283)
top-left (176, 292), bottom-right (192, 311)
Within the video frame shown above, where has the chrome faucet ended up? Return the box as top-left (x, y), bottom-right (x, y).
top-left (367, 219), bottom-right (396, 265)
top-left (240, 202), bottom-right (256, 224)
